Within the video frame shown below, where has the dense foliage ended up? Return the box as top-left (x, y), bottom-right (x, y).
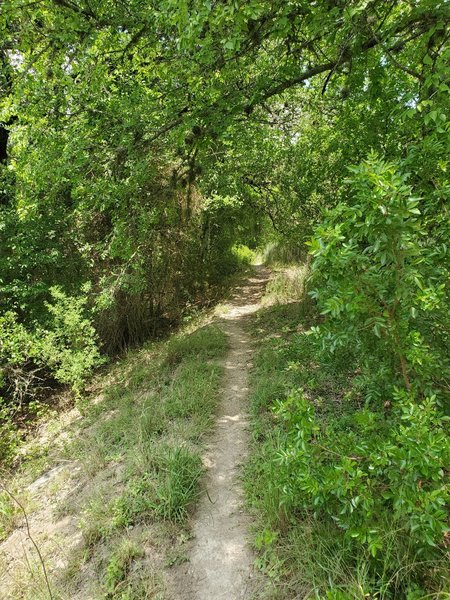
top-left (0, 0), bottom-right (449, 595)
top-left (247, 292), bottom-right (449, 597)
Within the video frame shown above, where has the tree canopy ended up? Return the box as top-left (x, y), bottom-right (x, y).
top-left (0, 2), bottom-right (449, 593)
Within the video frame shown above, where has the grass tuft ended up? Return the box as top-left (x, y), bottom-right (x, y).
top-left (104, 537), bottom-right (145, 597)
top-left (152, 445), bottom-right (203, 522)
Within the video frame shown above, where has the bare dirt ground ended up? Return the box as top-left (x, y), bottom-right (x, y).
top-left (168, 265), bottom-right (270, 600)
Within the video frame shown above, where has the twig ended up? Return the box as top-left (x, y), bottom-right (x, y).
top-left (205, 487), bottom-right (216, 504)
top-left (313, 441), bottom-right (363, 461)
top-left (322, 37), bottom-right (352, 95)
top-left (0, 481), bottom-right (53, 599)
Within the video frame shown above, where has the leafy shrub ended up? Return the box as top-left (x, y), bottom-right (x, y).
top-left (287, 155), bottom-right (450, 591)
top-left (0, 288), bottom-right (103, 462)
top-left (247, 153), bottom-right (449, 597)
top-left (0, 311), bottom-right (45, 409)
top-left (231, 243), bottom-right (255, 265)
top-left (247, 313), bottom-right (449, 597)
top-left (42, 286), bottom-right (103, 396)
top-left (0, 288), bottom-right (102, 405)
top-left (274, 388), bottom-right (449, 558)
top-left (308, 155), bottom-right (449, 401)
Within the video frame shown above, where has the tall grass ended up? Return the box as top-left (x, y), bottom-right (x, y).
top-left (262, 263), bottom-right (311, 306)
top-left (260, 241), bottom-right (308, 266)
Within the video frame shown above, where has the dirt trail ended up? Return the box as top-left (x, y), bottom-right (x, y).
top-left (0, 267), bottom-right (270, 600)
top-left (170, 265), bottom-right (270, 600)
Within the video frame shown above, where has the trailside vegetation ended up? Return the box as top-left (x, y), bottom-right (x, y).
top-left (0, 323), bottom-right (228, 598)
top-left (0, 0), bottom-right (449, 597)
top-left (246, 269), bottom-right (448, 598)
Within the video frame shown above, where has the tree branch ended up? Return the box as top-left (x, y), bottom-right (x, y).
top-left (251, 10), bottom-right (443, 107)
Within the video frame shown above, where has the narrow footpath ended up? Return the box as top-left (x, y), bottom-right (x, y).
top-left (169, 266), bottom-right (270, 600)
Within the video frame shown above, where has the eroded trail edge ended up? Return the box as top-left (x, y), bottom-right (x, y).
top-left (170, 266), bottom-right (270, 600)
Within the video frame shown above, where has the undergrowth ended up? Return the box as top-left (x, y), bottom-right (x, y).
top-left (245, 267), bottom-right (449, 599)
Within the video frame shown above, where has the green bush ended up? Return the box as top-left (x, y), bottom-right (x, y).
top-left (42, 286), bottom-right (103, 396)
top-left (308, 155), bottom-right (449, 401)
top-left (231, 244), bottom-right (255, 265)
top-left (246, 300), bottom-right (449, 597)
top-left (274, 388), bottom-right (449, 558)
top-left (0, 288), bottom-right (102, 403)
top-left (0, 288), bottom-right (103, 462)
top-left (246, 154), bottom-right (449, 598)
top-left (0, 311), bottom-right (44, 406)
